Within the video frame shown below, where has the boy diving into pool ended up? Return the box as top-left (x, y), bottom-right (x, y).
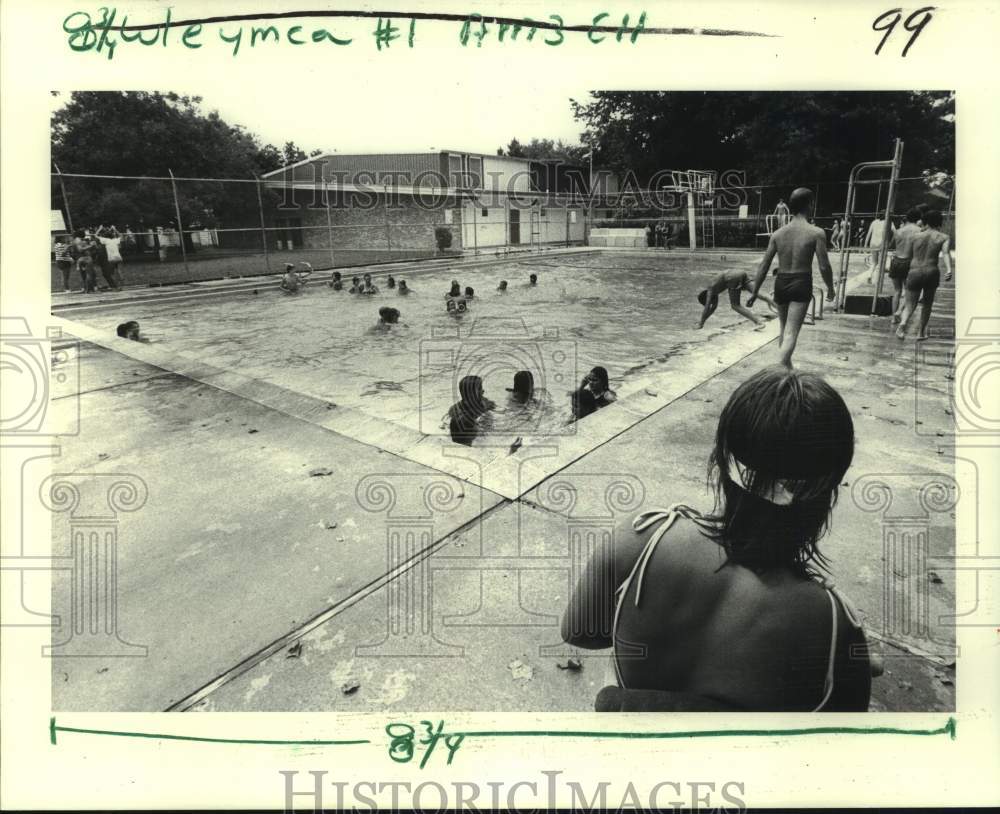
top-left (697, 269), bottom-right (775, 329)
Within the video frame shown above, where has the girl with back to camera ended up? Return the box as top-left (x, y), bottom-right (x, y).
top-left (563, 366), bottom-right (877, 711)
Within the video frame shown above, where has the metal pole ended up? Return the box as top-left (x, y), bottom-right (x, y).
top-left (167, 169), bottom-right (191, 278)
top-left (566, 202), bottom-right (570, 247)
top-left (325, 179), bottom-right (335, 268)
top-left (254, 174), bottom-right (271, 273)
top-left (871, 139), bottom-right (904, 315)
top-left (837, 172), bottom-right (856, 311)
top-left (53, 163), bottom-right (74, 233)
top-left (504, 193), bottom-right (510, 252)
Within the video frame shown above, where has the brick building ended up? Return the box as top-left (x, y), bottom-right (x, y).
top-left (259, 149), bottom-right (590, 254)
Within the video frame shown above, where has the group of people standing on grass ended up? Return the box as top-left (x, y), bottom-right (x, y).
top-left (54, 227), bottom-right (126, 293)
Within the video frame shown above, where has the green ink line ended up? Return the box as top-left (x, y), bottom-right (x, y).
top-left (49, 716), bottom-right (954, 751)
top-left (50, 717), bottom-right (369, 747)
top-left (457, 718), bottom-right (956, 741)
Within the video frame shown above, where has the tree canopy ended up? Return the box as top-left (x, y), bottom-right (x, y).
top-left (51, 91), bottom-right (321, 230)
top-left (569, 91), bottom-right (954, 195)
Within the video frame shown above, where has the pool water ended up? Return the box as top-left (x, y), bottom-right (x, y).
top-left (67, 252), bottom-right (767, 443)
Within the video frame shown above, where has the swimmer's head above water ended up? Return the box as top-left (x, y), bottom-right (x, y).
top-left (116, 321), bottom-right (140, 341)
top-left (387, 275), bottom-right (396, 288)
top-left (378, 306), bottom-right (400, 324)
top-left (449, 280), bottom-right (461, 297)
top-left (529, 273), bottom-right (538, 286)
top-left (509, 370), bottom-right (535, 403)
top-left (398, 279), bottom-right (409, 293)
top-left (465, 286), bottom-right (474, 299)
top-left (586, 366), bottom-right (610, 396)
top-left (497, 280), bottom-right (508, 292)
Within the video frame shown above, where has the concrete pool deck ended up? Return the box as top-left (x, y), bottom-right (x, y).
top-left (48, 250), bottom-right (957, 713)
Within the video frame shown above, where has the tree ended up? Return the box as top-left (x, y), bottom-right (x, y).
top-left (505, 137), bottom-right (588, 163)
top-left (50, 92), bottom-right (320, 231)
top-left (569, 91), bottom-right (955, 212)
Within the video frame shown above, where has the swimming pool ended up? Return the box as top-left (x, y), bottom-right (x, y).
top-left (55, 249), bottom-right (779, 497)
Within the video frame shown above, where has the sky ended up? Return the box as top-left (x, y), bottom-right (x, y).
top-left (160, 82), bottom-right (592, 156)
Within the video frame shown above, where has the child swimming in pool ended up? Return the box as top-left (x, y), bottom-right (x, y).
top-left (387, 275), bottom-right (396, 289)
top-left (369, 306), bottom-right (402, 333)
top-left (280, 263), bottom-right (302, 293)
top-left (116, 320), bottom-right (143, 342)
top-left (465, 286), bottom-right (475, 300)
top-left (585, 366), bottom-right (617, 408)
top-left (398, 279), bottom-right (411, 295)
top-left (348, 276), bottom-right (362, 294)
top-left (497, 280), bottom-right (508, 293)
top-left (527, 273), bottom-right (538, 287)
top-left (562, 365), bottom-right (877, 711)
top-left (328, 271), bottom-right (343, 290)
top-left (362, 273), bottom-right (379, 294)
top-left (443, 375), bottom-right (496, 446)
top-left (697, 269), bottom-right (775, 329)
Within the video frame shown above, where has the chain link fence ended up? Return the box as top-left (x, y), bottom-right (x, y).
top-left (50, 171), bottom-right (593, 291)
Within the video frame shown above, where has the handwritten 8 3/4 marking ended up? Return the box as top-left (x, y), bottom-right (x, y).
top-left (874, 6), bottom-right (935, 56)
top-left (387, 721), bottom-right (465, 769)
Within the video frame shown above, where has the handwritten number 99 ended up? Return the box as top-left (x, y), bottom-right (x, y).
top-left (874, 7), bottom-right (935, 56)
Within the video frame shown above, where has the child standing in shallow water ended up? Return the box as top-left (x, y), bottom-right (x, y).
top-left (563, 366), bottom-right (878, 712)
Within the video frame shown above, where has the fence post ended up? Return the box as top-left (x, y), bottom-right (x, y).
top-left (383, 183), bottom-right (392, 256)
top-left (167, 169), bottom-right (191, 278)
top-left (52, 163), bottom-right (74, 234)
top-left (325, 179), bottom-right (335, 268)
top-left (472, 196), bottom-right (478, 255)
top-left (254, 173), bottom-right (271, 273)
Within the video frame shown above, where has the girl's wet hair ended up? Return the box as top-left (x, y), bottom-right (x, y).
top-left (512, 370), bottom-right (534, 400)
top-left (589, 366), bottom-right (610, 391)
top-left (702, 366), bottom-right (854, 576)
top-left (116, 320), bottom-right (139, 338)
top-left (378, 306), bottom-right (400, 323)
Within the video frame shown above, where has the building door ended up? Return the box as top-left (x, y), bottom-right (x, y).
top-left (509, 208), bottom-right (520, 245)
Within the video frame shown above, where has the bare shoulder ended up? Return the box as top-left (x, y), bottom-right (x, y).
top-left (811, 224), bottom-right (828, 240)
